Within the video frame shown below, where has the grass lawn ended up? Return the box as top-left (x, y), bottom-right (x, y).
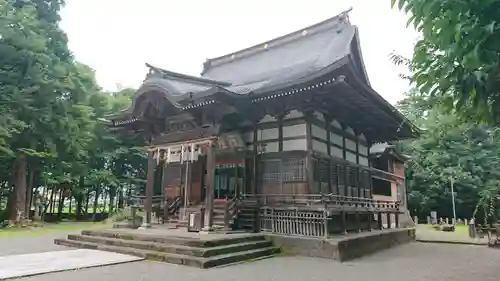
top-left (421, 223), bottom-right (468, 234)
top-left (0, 221), bottom-right (110, 238)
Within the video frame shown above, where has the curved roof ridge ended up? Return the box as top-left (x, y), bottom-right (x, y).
top-left (145, 63), bottom-right (231, 87)
top-left (201, 8), bottom-right (353, 76)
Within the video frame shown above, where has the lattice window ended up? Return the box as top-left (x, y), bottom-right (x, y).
top-left (311, 158), bottom-right (320, 193)
top-left (360, 170), bottom-right (371, 198)
top-left (260, 160), bottom-right (281, 183)
top-left (282, 158), bottom-right (306, 182)
top-left (318, 159), bottom-right (330, 194)
top-left (338, 165), bottom-right (346, 196)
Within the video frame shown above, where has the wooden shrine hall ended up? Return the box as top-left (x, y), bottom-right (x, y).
top-left (105, 10), bottom-right (419, 237)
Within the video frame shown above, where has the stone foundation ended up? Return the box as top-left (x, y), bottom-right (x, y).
top-left (267, 228), bottom-right (415, 261)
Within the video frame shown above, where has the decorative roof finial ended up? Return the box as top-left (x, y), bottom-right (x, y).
top-left (339, 7), bottom-right (353, 23)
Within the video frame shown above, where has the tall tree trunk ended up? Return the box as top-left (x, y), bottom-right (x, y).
top-left (109, 187), bottom-right (116, 214)
top-left (118, 187), bottom-right (124, 209)
top-left (12, 153), bottom-right (27, 223)
top-left (75, 176), bottom-right (84, 220)
top-left (48, 187), bottom-right (55, 213)
top-left (57, 186), bottom-right (65, 217)
top-left (68, 197), bottom-right (72, 214)
top-left (101, 191), bottom-right (107, 212)
top-left (92, 185), bottom-right (100, 221)
top-left (30, 186), bottom-right (39, 219)
top-left (25, 164), bottom-right (36, 219)
top-left (84, 190), bottom-right (90, 215)
top-left (6, 158), bottom-right (18, 221)
top-left (41, 186), bottom-right (50, 219)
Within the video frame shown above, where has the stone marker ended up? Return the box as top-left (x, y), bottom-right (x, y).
top-left (427, 216), bottom-right (431, 224)
top-left (430, 211), bottom-right (437, 224)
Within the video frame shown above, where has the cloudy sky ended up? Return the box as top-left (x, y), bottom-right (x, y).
top-left (60, 0), bottom-right (418, 104)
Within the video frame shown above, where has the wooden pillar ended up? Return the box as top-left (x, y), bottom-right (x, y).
top-left (162, 161), bottom-right (169, 223)
top-left (202, 142), bottom-right (216, 231)
top-left (386, 212), bottom-right (392, 229)
top-left (367, 212), bottom-right (372, 231)
top-left (142, 150), bottom-right (155, 228)
top-left (305, 111), bottom-right (314, 193)
top-left (325, 116), bottom-right (332, 193)
top-left (377, 212), bottom-right (383, 230)
top-left (355, 211), bottom-right (361, 233)
top-left (252, 126), bottom-right (258, 194)
top-left (340, 211), bottom-right (347, 235)
top-left (395, 212), bottom-right (399, 228)
top-left (183, 161), bottom-right (192, 219)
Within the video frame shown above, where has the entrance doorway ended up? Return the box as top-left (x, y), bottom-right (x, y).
top-left (202, 161), bottom-right (245, 200)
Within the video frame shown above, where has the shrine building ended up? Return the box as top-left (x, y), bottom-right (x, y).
top-left (105, 10), bottom-right (418, 236)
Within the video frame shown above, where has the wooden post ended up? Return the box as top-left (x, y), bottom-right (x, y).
top-left (141, 150), bottom-right (155, 228)
top-left (252, 126), bottom-right (258, 195)
top-left (162, 162), bottom-right (169, 224)
top-left (395, 212), bottom-right (400, 228)
top-left (202, 142), bottom-right (215, 231)
top-left (377, 212), bottom-right (383, 230)
top-left (340, 211), bottom-right (347, 235)
top-left (223, 199), bottom-right (230, 231)
top-left (323, 209), bottom-right (329, 239)
top-left (367, 212), bottom-right (372, 231)
top-left (355, 211), bottom-right (361, 233)
top-left (305, 110), bottom-right (314, 193)
top-left (183, 161), bottom-right (192, 220)
top-left (386, 212), bottom-right (392, 229)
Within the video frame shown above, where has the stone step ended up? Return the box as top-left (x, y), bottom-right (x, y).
top-left (81, 229), bottom-right (266, 247)
top-left (66, 234), bottom-right (273, 258)
top-left (54, 239), bottom-right (280, 268)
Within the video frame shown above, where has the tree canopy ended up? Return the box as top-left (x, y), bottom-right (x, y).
top-left (392, 0), bottom-right (500, 124)
top-left (399, 92), bottom-right (500, 221)
top-left (0, 0), bottom-right (146, 223)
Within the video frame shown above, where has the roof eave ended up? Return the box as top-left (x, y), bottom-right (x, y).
top-left (250, 56), bottom-right (351, 97)
top-left (344, 63), bottom-right (420, 139)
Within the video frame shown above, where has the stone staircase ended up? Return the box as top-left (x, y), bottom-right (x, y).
top-left (54, 229), bottom-right (279, 268)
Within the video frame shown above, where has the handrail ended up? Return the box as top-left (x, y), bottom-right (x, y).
top-left (240, 193), bottom-right (400, 211)
top-left (168, 196), bottom-right (182, 215)
top-left (223, 197), bottom-right (239, 229)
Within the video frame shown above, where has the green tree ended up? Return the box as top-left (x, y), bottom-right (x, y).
top-left (398, 93), bottom-right (500, 221)
top-left (392, 0), bottom-right (500, 124)
top-left (0, 0), bottom-right (147, 224)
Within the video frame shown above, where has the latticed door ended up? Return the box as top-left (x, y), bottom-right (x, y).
top-left (163, 164), bottom-right (183, 200)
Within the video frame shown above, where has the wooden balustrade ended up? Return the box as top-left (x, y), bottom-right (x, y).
top-left (125, 195), bottom-right (181, 224)
top-left (259, 207), bottom-right (329, 238)
top-left (240, 194), bottom-right (400, 212)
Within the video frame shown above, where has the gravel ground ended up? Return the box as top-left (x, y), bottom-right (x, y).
top-left (11, 242), bottom-right (500, 281)
top-left (0, 232), bottom-right (70, 256)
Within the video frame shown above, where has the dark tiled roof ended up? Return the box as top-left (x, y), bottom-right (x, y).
top-left (202, 12), bottom-right (354, 90)
top-left (134, 10), bottom-right (357, 100)
top-left (106, 9), bottom-right (419, 142)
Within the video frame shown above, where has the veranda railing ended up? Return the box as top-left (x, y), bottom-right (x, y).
top-left (259, 207), bottom-right (329, 238)
top-left (241, 194), bottom-right (400, 212)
